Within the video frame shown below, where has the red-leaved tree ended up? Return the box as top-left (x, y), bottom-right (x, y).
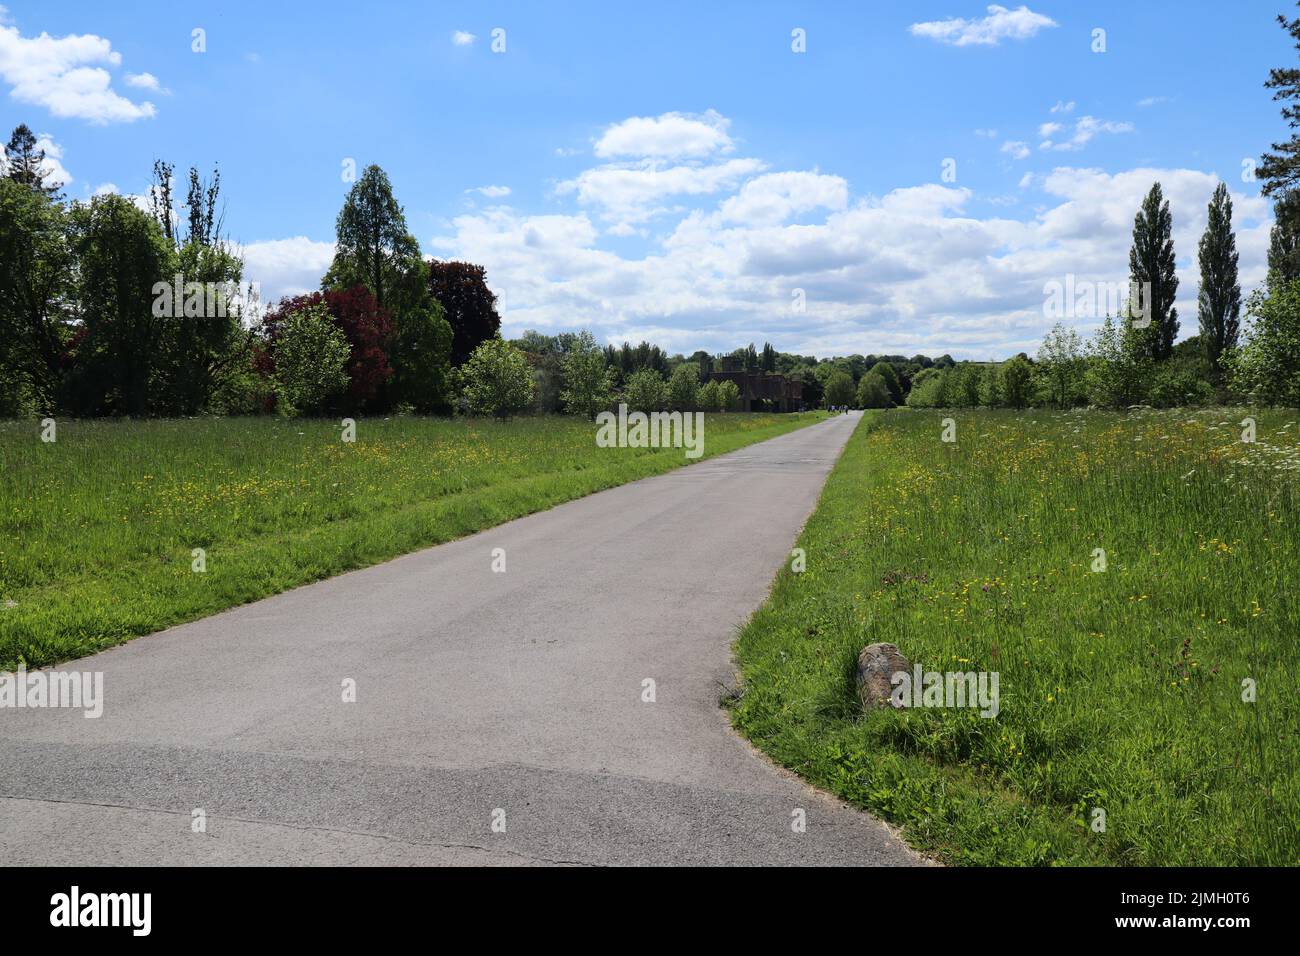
top-left (262, 285), bottom-right (394, 411)
top-left (427, 260), bottom-right (501, 366)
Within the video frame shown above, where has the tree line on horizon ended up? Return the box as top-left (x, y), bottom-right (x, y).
top-left (0, 124), bottom-right (961, 421)
top-left (0, 132), bottom-right (508, 419)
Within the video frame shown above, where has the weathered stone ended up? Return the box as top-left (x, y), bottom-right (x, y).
top-left (856, 642), bottom-right (910, 711)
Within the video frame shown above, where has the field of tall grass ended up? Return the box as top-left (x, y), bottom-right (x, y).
top-left (730, 407), bottom-right (1299, 865)
top-left (0, 411), bottom-right (823, 669)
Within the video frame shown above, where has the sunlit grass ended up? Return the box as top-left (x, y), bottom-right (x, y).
top-left (0, 411), bottom-right (825, 668)
top-left (730, 407), bottom-right (1299, 865)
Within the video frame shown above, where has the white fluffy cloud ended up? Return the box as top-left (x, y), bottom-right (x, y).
top-left (594, 109), bottom-right (733, 160)
top-left (558, 157), bottom-right (766, 227)
top-left (124, 72), bottom-right (159, 90)
top-left (0, 6), bottom-right (156, 122)
top-left (470, 184), bottom-right (511, 198)
top-left (223, 108), bottom-right (1272, 360)
top-left (424, 113), bottom-right (1271, 359)
top-left (911, 4), bottom-right (1057, 47)
top-left (556, 109), bottom-right (767, 230)
top-left (451, 31), bottom-right (475, 47)
top-left (719, 172), bottom-right (848, 225)
top-left (240, 237), bottom-right (336, 308)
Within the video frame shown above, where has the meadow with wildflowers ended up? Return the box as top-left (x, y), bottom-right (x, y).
top-left (0, 412), bottom-right (823, 669)
top-left (730, 408), bottom-right (1299, 865)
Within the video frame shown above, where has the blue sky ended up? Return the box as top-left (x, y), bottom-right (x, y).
top-left (0, 1), bottom-right (1293, 358)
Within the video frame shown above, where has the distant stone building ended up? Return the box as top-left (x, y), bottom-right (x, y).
top-left (707, 357), bottom-right (804, 412)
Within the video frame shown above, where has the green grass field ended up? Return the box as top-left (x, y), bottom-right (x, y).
top-left (0, 411), bottom-right (824, 669)
top-left (730, 407), bottom-right (1299, 866)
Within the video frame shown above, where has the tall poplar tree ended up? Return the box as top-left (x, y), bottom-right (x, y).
top-left (1128, 182), bottom-right (1179, 361)
top-left (1197, 182), bottom-right (1241, 377)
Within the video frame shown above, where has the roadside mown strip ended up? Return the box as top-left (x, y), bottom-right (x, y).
top-left (729, 408), bottom-right (1298, 866)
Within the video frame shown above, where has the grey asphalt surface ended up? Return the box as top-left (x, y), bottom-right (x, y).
top-left (0, 410), bottom-right (925, 866)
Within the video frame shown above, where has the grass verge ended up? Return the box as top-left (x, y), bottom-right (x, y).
top-left (1, 411), bottom-right (825, 668)
top-left (729, 408), bottom-right (1298, 865)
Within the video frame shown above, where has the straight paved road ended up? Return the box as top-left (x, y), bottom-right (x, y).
top-left (0, 411), bottom-right (924, 866)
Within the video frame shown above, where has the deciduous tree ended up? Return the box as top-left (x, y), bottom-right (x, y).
top-left (560, 331), bottom-right (614, 419)
top-left (428, 260), bottom-right (502, 366)
top-left (462, 338), bottom-right (534, 419)
top-left (0, 178), bottom-right (72, 410)
top-left (1197, 182), bottom-right (1242, 379)
top-left (270, 302), bottom-right (350, 416)
top-left (1129, 182), bottom-right (1179, 361)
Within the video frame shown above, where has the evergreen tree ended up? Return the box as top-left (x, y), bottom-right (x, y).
top-left (1196, 182), bottom-right (1241, 377)
top-left (1268, 190), bottom-right (1300, 284)
top-left (3, 125), bottom-right (59, 196)
top-left (325, 165), bottom-right (452, 410)
top-left (1258, 4), bottom-right (1300, 196)
top-left (1129, 182), bottom-right (1179, 361)
top-left (325, 165), bottom-right (421, 313)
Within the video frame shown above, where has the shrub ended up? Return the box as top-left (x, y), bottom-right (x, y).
top-left (717, 379), bottom-right (741, 411)
top-left (1147, 364), bottom-right (1214, 407)
top-left (999, 356), bottom-right (1034, 409)
top-left (623, 368), bottom-right (667, 412)
top-left (461, 337), bottom-right (535, 419)
top-left (271, 303), bottom-right (350, 416)
top-left (1230, 282), bottom-right (1300, 406)
top-left (1085, 315), bottom-right (1151, 408)
top-left (263, 286), bottom-right (394, 412)
top-left (211, 343), bottom-right (273, 415)
top-left (560, 331), bottom-right (614, 419)
top-left (668, 363), bottom-right (700, 411)
top-left (906, 368), bottom-right (944, 407)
